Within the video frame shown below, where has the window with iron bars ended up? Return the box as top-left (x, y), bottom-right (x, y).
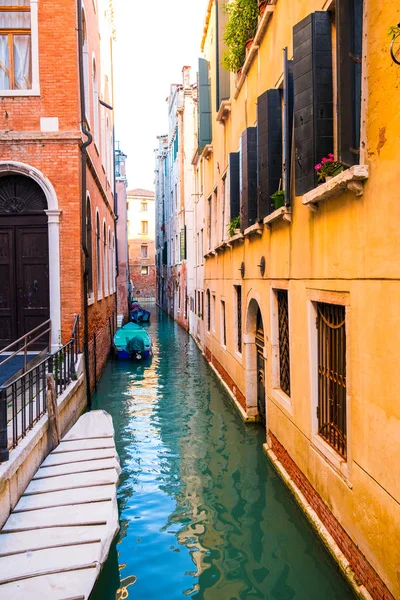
top-left (206, 290), bottom-right (210, 331)
top-left (234, 285), bottom-right (242, 353)
top-left (316, 302), bottom-right (347, 459)
top-left (221, 300), bottom-right (226, 346)
top-left (277, 290), bottom-right (290, 396)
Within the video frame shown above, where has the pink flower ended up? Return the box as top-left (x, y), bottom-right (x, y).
top-left (328, 153), bottom-right (334, 159)
top-left (321, 157), bottom-right (327, 164)
top-left (315, 163), bottom-right (322, 171)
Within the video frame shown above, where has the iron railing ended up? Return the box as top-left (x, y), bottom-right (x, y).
top-left (0, 316), bottom-right (81, 463)
top-left (0, 319), bottom-right (52, 375)
top-left (317, 302), bottom-right (347, 459)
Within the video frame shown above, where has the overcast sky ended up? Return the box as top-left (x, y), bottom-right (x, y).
top-left (113, 0), bottom-right (209, 192)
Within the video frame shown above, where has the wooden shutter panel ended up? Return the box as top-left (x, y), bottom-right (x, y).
top-left (240, 127), bottom-right (258, 230)
top-left (229, 152), bottom-right (240, 220)
top-left (283, 49), bottom-right (294, 204)
top-left (293, 12), bottom-right (333, 196)
top-left (216, 0), bottom-right (230, 108)
top-left (337, 0), bottom-right (363, 166)
top-left (257, 90), bottom-right (282, 219)
top-left (198, 58), bottom-right (212, 152)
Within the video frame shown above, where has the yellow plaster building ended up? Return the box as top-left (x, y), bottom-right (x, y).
top-left (195, 0), bottom-right (400, 598)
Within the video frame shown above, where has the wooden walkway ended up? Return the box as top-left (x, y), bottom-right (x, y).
top-left (0, 410), bottom-right (120, 599)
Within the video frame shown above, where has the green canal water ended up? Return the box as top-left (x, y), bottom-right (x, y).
top-left (91, 307), bottom-right (355, 600)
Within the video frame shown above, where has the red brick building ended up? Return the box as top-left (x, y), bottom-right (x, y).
top-left (127, 189), bottom-right (156, 301)
top-left (0, 0), bottom-right (118, 392)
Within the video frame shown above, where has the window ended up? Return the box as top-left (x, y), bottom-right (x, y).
top-left (141, 221), bottom-right (148, 235)
top-left (86, 198), bottom-right (93, 296)
top-left (141, 266), bottom-right (149, 276)
top-left (0, 0), bottom-right (35, 93)
top-left (221, 300), bottom-right (226, 346)
top-left (207, 196), bottom-right (212, 250)
top-left (96, 213), bottom-right (102, 299)
top-left (211, 294), bottom-right (216, 332)
top-left (201, 292), bottom-right (204, 320)
top-left (234, 285), bottom-right (242, 353)
top-left (103, 222), bottom-right (108, 296)
top-left (206, 290), bottom-right (211, 332)
top-left (92, 58), bottom-right (99, 148)
top-left (141, 245), bottom-right (148, 258)
top-left (82, 9), bottom-right (89, 118)
top-left (111, 233), bottom-right (115, 293)
top-left (108, 228), bottom-right (113, 294)
top-left (141, 202), bottom-right (148, 212)
top-left (277, 290), bottom-right (291, 397)
top-left (316, 302), bottom-right (347, 459)
top-left (257, 48), bottom-right (293, 219)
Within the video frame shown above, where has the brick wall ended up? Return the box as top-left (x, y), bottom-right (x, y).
top-left (269, 432), bottom-right (395, 600)
top-left (130, 264), bottom-right (156, 299)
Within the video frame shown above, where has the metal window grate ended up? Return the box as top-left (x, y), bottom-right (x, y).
top-left (207, 290), bottom-right (211, 331)
top-left (277, 290), bottom-right (291, 396)
top-left (317, 302), bottom-right (347, 459)
top-left (235, 286), bottom-right (242, 353)
top-left (221, 301), bottom-right (226, 346)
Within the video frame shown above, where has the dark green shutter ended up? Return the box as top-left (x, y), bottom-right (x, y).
top-left (337, 0), bottom-right (363, 166)
top-left (283, 48), bottom-right (294, 204)
top-left (180, 227), bottom-right (186, 261)
top-left (229, 152), bottom-right (240, 220)
top-left (293, 12), bottom-right (333, 195)
top-left (162, 242), bottom-right (167, 265)
top-left (240, 127), bottom-right (258, 230)
top-left (198, 58), bottom-right (212, 152)
top-left (216, 0), bottom-right (230, 108)
top-left (257, 89), bottom-right (282, 219)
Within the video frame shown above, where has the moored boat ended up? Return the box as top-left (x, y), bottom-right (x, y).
top-left (113, 322), bottom-right (152, 360)
top-left (130, 303), bottom-right (151, 324)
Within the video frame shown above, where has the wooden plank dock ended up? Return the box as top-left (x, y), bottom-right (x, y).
top-left (0, 410), bottom-right (120, 599)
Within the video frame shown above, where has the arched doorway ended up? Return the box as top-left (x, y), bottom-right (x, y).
top-left (0, 174), bottom-right (50, 349)
top-left (245, 297), bottom-right (267, 426)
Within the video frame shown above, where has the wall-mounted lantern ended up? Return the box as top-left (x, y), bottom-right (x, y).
top-left (239, 262), bottom-right (245, 279)
top-left (257, 256), bottom-right (266, 277)
top-left (389, 23), bottom-right (400, 65)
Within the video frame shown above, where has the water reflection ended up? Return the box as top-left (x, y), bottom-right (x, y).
top-left (91, 308), bottom-right (355, 600)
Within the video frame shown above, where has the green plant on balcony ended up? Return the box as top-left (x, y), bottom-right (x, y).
top-left (271, 189), bottom-right (285, 210)
top-left (222, 0), bottom-right (259, 73)
top-left (228, 215), bottom-right (241, 237)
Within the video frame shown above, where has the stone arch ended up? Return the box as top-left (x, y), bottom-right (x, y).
top-left (0, 161), bottom-right (61, 350)
top-left (244, 290), bottom-right (267, 425)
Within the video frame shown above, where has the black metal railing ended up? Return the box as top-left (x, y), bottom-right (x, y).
top-left (0, 316), bottom-right (81, 463)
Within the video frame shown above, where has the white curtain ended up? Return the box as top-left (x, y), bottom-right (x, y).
top-left (0, 1), bottom-right (31, 90)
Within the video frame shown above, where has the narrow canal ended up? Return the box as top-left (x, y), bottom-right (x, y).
top-left (91, 307), bottom-right (355, 600)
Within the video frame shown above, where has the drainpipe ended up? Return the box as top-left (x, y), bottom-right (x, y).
top-left (77, 0), bottom-right (92, 409)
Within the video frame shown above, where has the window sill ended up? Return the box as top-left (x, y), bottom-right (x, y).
top-left (216, 100), bottom-right (231, 124)
top-left (302, 165), bottom-right (369, 211)
top-left (263, 206), bottom-right (292, 228)
top-left (244, 222), bottom-right (263, 238)
top-left (226, 232), bottom-right (244, 247)
top-left (97, 294), bottom-right (103, 302)
top-left (87, 294), bottom-right (95, 306)
top-left (0, 88), bottom-right (40, 97)
top-left (311, 434), bottom-right (351, 486)
top-left (272, 388), bottom-right (293, 416)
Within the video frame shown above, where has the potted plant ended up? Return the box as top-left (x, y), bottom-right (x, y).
top-left (315, 154), bottom-right (345, 183)
top-left (228, 215), bottom-right (241, 237)
top-left (271, 189), bottom-right (285, 210)
top-left (258, 0), bottom-right (268, 18)
top-left (222, 0), bottom-right (259, 73)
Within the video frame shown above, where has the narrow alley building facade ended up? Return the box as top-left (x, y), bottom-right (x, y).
top-left (128, 189), bottom-right (156, 302)
top-left (0, 0), bottom-right (118, 389)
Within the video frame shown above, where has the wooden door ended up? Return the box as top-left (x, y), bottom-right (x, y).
top-left (0, 226), bottom-right (17, 348)
top-left (0, 215), bottom-right (49, 350)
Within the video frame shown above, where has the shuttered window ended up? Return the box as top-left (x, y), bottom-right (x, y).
top-left (336, 0), bottom-right (363, 166)
top-left (293, 12), bottom-right (333, 196)
top-left (229, 152), bottom-right (240, 220)
top-left (240, 127), bottom-right (258, 230)
top-left (257, 49), bottom-right (294, 218)
top-left (197, 58), bottom-right (212, 152)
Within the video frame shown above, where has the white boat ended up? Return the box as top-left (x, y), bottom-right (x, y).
top-left (0, 410), bottom-right (120, 599)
